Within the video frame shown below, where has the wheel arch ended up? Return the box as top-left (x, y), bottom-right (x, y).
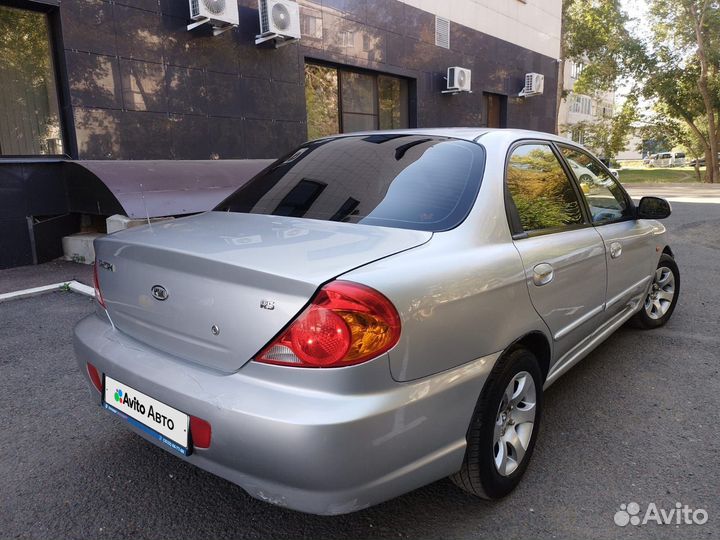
top-left (662, 245), bottom-right (674, 258)
top-left (507, 331), bottom-right (551, 383)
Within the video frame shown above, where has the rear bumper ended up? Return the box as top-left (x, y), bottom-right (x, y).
top-left (73, 313), bottom-right (497, 515)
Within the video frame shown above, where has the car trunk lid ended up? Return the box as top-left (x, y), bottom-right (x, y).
top-left (94, 212), bottom-right (430, 373)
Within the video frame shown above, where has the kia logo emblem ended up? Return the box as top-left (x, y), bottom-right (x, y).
top-left (151, 285), bottom-right (169, 301)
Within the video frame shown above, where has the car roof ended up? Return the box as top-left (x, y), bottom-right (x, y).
top-left (317, 128), bottom-right (574, 145)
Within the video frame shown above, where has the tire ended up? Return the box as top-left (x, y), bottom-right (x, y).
top-left (631, 253), bottom-right (680, 329)
top-left (450, 347), bottom-right (543, 499)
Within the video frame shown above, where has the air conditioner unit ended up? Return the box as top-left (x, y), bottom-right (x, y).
top-left (519, 73), bottom-right (544, 97)
top-left (255, 0), bottom-right (301, 48)
top-left (443, 67), bottom-right (472, 94)
top-left (187, 0), bottom-right (239, 36)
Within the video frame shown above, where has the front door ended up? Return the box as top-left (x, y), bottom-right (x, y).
top-left (557, 145), bottom-right (657, 317)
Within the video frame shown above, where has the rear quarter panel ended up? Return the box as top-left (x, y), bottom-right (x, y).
top-left (342, 237), bottom-right (550, 382)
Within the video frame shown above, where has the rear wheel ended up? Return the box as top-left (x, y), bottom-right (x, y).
top-left (450, 347), bottom-right (542, 499)
top-left (631, 253), bottom-right (680, 329)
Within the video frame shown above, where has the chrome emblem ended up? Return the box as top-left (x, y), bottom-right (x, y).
top-left (151, 285), bottom-right (169, 301)
top-left (260, 300), bottom-right (275, 311)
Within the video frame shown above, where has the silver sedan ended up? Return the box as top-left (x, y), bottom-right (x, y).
top-left (75, 128), bottom-right (679, 515)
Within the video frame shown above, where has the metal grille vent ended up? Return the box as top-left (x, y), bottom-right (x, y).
top-left (202, 0), bottom-right (226, 15)
top-left (435, 16), bottom-right (450, 49)
top-left (260, 0), bottom-right (270, 32)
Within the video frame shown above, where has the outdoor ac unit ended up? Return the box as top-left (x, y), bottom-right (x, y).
top-left (255, 0), bottom-right (301, 48)
top-left (187, 0), bottom-right (239, 35)
top-left (443, 67), bottom-right (472, 94)
top-left (519, 73), bottom-right (544, 97)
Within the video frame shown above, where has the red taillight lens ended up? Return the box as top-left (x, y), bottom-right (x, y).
top-left (86, 362), bottom-right (103, 393)
top-left (190, 416), bottom-right (212, 449)
top-left (255, 281), bottom-right (401, 368)
top-left (92, 261), bottom-right (106, 309)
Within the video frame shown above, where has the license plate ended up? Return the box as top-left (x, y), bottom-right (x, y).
top-left (103, 375), bottom-right (190, 456)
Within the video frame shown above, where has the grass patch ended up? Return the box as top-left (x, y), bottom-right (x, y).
top-left (618, 167), bottom-right (704, 183)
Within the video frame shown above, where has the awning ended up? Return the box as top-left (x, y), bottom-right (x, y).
top-left (64, 159), bottom-right (274, 218)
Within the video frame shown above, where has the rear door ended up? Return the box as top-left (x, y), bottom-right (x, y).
top-left (505, 142), bottom-right (607, 360)
top-left (556, 144), bottom-right (656, 317)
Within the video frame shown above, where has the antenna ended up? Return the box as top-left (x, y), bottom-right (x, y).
top-left (139, 182), bottom-right (152, 230)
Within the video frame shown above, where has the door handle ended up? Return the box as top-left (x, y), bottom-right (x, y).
top-left (532, 263), bottom-right (554, 286)
top-left (610, 241), bottom-right (623, 259)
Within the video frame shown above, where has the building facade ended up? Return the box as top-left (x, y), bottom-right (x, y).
top-left (557, 60), bottom-right (614, 147)
top-left (0, 0), bottom-right (561, 268)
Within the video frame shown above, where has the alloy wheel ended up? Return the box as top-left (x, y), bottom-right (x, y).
top-left (493, 371), bottom-right (537, 476)
top-left (644, 266), bottom-right (675, 320)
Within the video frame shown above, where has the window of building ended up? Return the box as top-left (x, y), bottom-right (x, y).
top-left (304, 63), bottom-right (409, 140)
top-left (569, 94), bottom-right (592, 116)
top-left (571, 127), bottom-right (586, 145)
top-left (506, 144), bottom-right (584, 232)
top-left (0, 6), bottom-right (64, 156)
top-left (570, 61), bottom-right (584, 79)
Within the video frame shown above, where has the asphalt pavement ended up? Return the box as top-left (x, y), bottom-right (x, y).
top-left (1, 188), bottom-right (718, 539)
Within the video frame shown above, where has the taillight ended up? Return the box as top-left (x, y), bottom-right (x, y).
top-left (92, 261), bottom-right (106, 309)
top-left (255, 281), bottom-right (401, 368)
top-left (86, 362), bottom-right (103, 393)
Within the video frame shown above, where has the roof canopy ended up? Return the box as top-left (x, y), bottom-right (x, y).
top-left (64, 159), bottom-right (274, 218)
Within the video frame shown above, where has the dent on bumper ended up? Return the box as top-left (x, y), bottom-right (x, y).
top-left (73, 313), bottom-right (498, 515)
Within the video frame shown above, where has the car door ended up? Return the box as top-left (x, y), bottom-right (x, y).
top-left (557, 144), bottom-right (657, 318)
top-left (505, 142), bottom-right (607, 361)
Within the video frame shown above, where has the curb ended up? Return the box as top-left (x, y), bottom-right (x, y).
top-left (0, 281), bottom-right (95, 303)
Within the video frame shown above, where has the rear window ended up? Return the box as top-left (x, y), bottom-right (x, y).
top-left (215, 135), bottom-right (486, 232)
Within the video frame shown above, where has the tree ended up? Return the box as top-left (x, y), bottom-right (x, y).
top-left (563, 0), bottom-right (648, 96)
top-left (558, 0), bottom-right (646, 157)
top-left (646, 0), bottom-right (720, 182)
top-left (561, 0), bottom-right (720, 182)
top-left (638, 113), bottom-right (707, 181)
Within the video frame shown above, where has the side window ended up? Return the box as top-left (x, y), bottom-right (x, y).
top-left (558, 146), bottom-right (632, 223)
top-left (506, 144), bottom-right (584, 233)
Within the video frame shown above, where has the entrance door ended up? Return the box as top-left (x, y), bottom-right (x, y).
top-left (484, 93), bottom-right (505, 128)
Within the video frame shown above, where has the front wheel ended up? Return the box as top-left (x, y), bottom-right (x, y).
top-left (631, 253), bottom-right (680, 329)
top-left (450, 347), bottom-right (542, 499)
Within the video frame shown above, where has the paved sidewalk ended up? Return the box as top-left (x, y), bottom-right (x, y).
top-left (0, 260), bottom-right (93, 295)
top-left (623, 182), bottom-right (720, 203)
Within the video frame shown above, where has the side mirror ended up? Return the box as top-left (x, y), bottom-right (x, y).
top-left (637, 196), bottom-right (672, 219)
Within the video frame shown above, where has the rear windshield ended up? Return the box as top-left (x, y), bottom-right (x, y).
top-left (215, 135), bottom-right (486, 232)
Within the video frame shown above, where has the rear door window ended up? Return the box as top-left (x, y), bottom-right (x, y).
top-left (216, 135), bottom-right (486, 232)
top-left (505, 143), bottom-right (585, 233)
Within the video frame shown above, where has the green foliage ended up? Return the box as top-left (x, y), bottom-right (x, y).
top-left (561, 94), bottom-right (638, 158)
top-left (511, 194), bottom-right (572, 230)
top-left (507, 148), bottom-right (584, 230)
top-left (0, 6), bottom-right (53, 86)
top-left (304, 65), bottom-right (340, 140)
top-left (563, 0), bottom-right (648, 94)
top-left (562, 0), bottom-right (720, 181)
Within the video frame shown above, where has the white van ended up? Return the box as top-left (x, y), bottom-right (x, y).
top-left (649, 152), bottom-right (685, 167)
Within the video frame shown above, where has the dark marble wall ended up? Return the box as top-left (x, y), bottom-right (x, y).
top-left (57, 0), bottom-right (558, 160)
